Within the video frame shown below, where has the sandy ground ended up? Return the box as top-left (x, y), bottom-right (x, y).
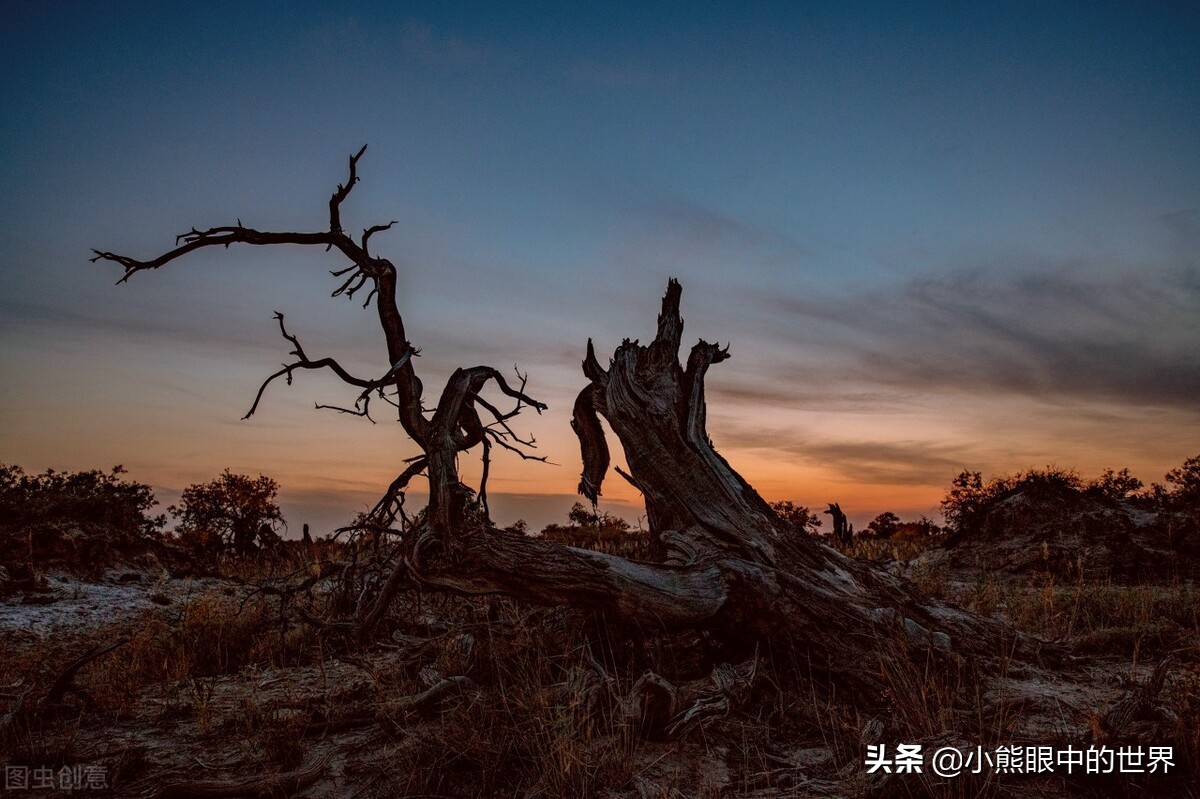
top-left (0, 570), bottom-right (224, 638)
top-left (1, 566), bottom-right (1190, 797)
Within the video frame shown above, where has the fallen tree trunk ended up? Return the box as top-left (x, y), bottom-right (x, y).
top-left (92, 150), bottom-right (1058, 704)
top-left (404, 280), bottom-right (1060, 700)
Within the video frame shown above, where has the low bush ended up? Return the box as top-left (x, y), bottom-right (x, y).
top-left (0, 465), bottom-right (166, 579)
top-left (0, 464), bottom-right (164, 536)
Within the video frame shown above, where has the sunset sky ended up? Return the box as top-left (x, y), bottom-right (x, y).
top-left (2, 2), bottom-right (1198, 534)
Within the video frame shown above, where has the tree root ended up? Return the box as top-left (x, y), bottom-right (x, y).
top-left (1, 635), bottom-right (131, 739)
top-left (622, 657), bottom-right (760, 740)
top-left (1093, 655), bottom-right (1178, 743)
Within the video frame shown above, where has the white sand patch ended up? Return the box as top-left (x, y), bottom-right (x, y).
top-left (0, 570), bottom-right (223, 636)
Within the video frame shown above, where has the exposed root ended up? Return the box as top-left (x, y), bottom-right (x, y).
top-left (1094, 655), bottom-right (1178, 742)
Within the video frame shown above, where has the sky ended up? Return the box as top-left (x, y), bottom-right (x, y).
top-left (1, 1), bottom-right (1198, 534)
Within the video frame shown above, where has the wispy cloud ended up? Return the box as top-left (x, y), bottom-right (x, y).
top-left (748, 260), bottom-right (1200, 411)
top-left (1158, 208), bottom-right (1200, 254)
top-left (708, 381), bottom-right (922, 413)
top-left (297, 16), bottom-right (498, 71)
top-left (0, 297), bottom-right (281, 356)
top-left (597, 189), bottom-right (811, 278)
top-left (723, 423), bottom-right (979, 486)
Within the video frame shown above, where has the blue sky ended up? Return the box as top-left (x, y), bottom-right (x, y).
top-left (2, 1), bottom-right (1198, 532)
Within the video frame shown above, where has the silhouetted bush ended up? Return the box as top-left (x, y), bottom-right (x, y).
top-left (1085, 467), bottom-right (1144, 500)
top-left (853, 512), bottom-right (940, 541)
top-left (940, 466), bottom-right (1084, 535)
top-left (943, 456), bottom-right (1200, 538)
top-left (540, 502), bottom-right (659, 559)
top-left (170, 470), bottom-right (284, 557)
top-left (0, 464), bottom-right (166, 578)
top-left (865, 511), bottom-right (901, 539)
top-left (768, 500), bottom-right (823, 537)
top-left (1162, 454), bottom-right (1200, 510)
top-left (0, 464), bottom-right (164, 535)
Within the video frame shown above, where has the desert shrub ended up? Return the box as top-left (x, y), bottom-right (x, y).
top-left (942, 458), bottom-right (1200, 539)
top-left (0, 465), bottom-right (166, 578)
top-left (1086, 467), bottom-right (1144, 500)
top-left (1162, 454), bottom-right (1200, 510)
top-left (170, 470), bottom-right (284, 557)
top-left (864, 511), bottom-right (901, 539)
top-left (566, 501), bottom-right (630, 534)
top-left (893, 516), bottom-right (942, 541)
top-left (769, 500), bottom-right (822, 536)
top-left (539, 502), bottom-right (660, 559)
top-left (0, 464), bottom-right (164, 536)
top-left (853, 512), bottom-right (941, 546)
top-left (940, 469), bottom-right (989, 534)
top-left (941, 466), bottom-right (1084, 535)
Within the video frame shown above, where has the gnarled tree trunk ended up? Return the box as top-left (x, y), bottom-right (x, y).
top-left (405, 280), bottom-right (1056, 699)
top-left (93, 149), bottom-right (1054, 702)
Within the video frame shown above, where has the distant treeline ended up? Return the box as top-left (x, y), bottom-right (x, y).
top-left (4, 454), bottom-right (1196, 558)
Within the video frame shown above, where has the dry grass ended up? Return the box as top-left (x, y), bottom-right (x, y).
top-left (3, 539), bottom-right (1197, 797)
top-left (0, 582), bottom-right (319, 781)
top-left (97, 590), bottom-right (315, 706)
top-left (945, 577), bottom-right (1200, 660)
top-left (1, 585), bottom-right (652, 796)
top-left (355, 599), bottom-right (658, 797)
top-left (844, 533), bottom-right (945, 564)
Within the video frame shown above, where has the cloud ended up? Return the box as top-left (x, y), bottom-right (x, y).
top-left (594, 189), bottom-right (811, 278)
top-left (748, 260), bottom-right (1200, 411)
top-left (707, 380), bottom-right (921, 413)
top-left (798, 439), bottom-right (979, 486)
top-left (298, 16), bottom-right (499, 72)
top-left (1158, 208), bottom-right (1200, 253)
top-left (0, 297), bottom-right (273, 353)
top-left (724, 423), bottom-right (978, 486)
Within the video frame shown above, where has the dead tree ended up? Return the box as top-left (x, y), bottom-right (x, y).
top-left (93, 148), bottom-right (1055, 700)
top-left (824, 502), bottom-right (853, 547)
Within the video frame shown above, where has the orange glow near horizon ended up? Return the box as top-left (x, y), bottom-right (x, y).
top-left (7, 370), bottom-right (1195, 537)
top-left (3, 2), bottom-right (1198, 542)
top-left (5, 302), bottom-right (1197, 535)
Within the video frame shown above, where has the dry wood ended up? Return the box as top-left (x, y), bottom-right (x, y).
top-left (94, 149), bottom-right (1061, 704)
top-left (1096, 655), bottom-right (1177, 741)
top-left (46, 635), bottom-right (131, 705)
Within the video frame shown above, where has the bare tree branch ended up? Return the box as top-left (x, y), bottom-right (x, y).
top-left (92, 146), bottom-right (436, 443)
top-left (242, 312), bottom-right (381, 419)
top-left (329, 143), bottom-right (369, 234)
top-left (361, 457), bottom-right (430, 531)
top-left (484, 428), bottom-right (552, 463)
top-left (362, 220), bottom-right (398, 255)
top-left (572, 383), bottom-right (609, 502)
